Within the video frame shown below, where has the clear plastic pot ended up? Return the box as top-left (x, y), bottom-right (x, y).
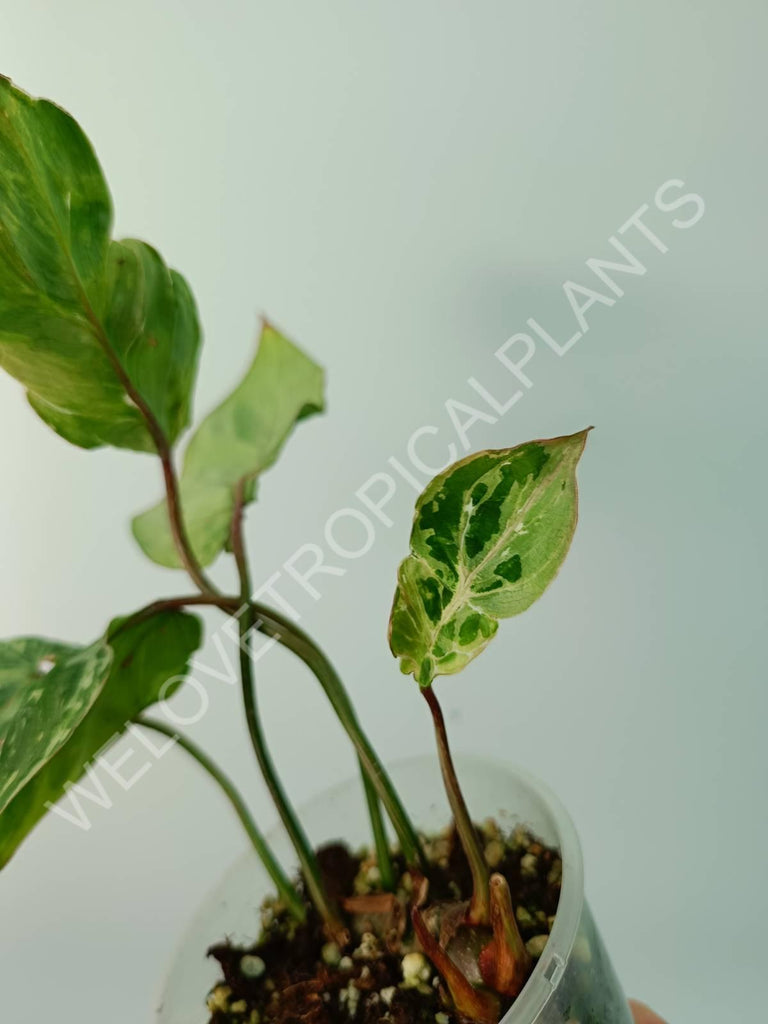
top-left (158, 756), bottom-right (633, 1024)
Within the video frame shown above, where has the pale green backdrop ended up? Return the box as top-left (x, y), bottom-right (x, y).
top-left (0, 3), bottom-right (764, 1022)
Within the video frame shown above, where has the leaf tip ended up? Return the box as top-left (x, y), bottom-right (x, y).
top-left (552, 425), bottom-right (592, 464)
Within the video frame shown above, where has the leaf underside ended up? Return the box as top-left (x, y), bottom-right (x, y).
top-left (0, 76), bottom-right (201, 452)
top-left (0, 611), bottom-right (201, 867)
top-left (388, 430), bottom-right (589, 686)
top-left (132, 322), bottom-right (325, 568)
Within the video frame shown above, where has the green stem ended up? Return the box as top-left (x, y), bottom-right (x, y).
top-left (248, 603), bottom-right (427, 872)
top-left (121, 590), bottom-right (425, 871)
top-left (423, 685), bottom-right (490, 925)
top-left (237, 607), bottom-right (345, 941)
top-left (136, 714), bottom-right (305, 922)
top-left (230, 485), bottom-right (346, 942)
top-left (360, 755), bottom-right (395, 891)
top-left (82, 301), bottom-right (217, 599)
top-left (107, 594), bottom-right (235, 641)
top-left (155, 444), bottom-right (218, 596)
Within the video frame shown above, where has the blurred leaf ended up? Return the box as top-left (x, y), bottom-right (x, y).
top-left (0, 638), bottom-right (112, 809)
top-left (0, 610), bottom-right (201, 866)
top-left (0, 77), bottom-right (200, 451)
top-left (0, 637), bottom-right (82, 739)
top-left (133, 322), bottom-right (325, 568)
top-left (389, 430), bottom-right (589, 686)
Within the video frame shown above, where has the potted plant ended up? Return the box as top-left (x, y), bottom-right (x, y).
top-left (0, 78), bottom-right (635, 1024)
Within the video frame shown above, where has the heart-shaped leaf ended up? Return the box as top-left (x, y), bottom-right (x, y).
top-left (0, 610), bottom-right (201, 866)
top-left (389, 430), bottom-right (589, 686)
top-left (0, 77), bottom-right (201, 451)
top-left (132, 322), bottom-right (325, 568)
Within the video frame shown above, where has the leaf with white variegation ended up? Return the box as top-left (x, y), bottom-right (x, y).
top-left (0, 639), bottom-right (112, 811)
top-left (132, 322), bottom-right (325, 568)
top-left (388, 430), bottom-right (589, 686)
top-left (0, 638), bottom-right (81, 740)
top-left (0, 611), bottom-right (201, 867)
top-left (0, 77), bottom-right (201, 451)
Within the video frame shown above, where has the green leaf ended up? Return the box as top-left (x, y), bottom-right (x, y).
top-left (132, 322), bottom-right (325, 568)
top-left (388, 430), bottom-right (590, 686)
top-left (0, 77), bottom-right (201, 451)
top-left (0, 638), bottom-right (80, 738)
top-left (0, 639), bottom-right (113, 809)
top-left (0, 611), bottom-right (201, 866)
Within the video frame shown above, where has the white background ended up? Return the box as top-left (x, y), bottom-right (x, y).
top-left (1, 3), bottom-right (765, 1022)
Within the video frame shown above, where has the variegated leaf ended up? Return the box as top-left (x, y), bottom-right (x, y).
top-left (0, 77), bottom-right (201, 451)
top-left (389, 430), bottom-right (589, 686)
top-left (132, 322), bottom-right (325, 568)
top-left (0, 639), bottom-right (112, 812)
top-left (0, 611), bottom-right (201, 866)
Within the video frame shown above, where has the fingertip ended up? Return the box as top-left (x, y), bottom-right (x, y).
top-left (629, 999), bottom-right (668, 1024)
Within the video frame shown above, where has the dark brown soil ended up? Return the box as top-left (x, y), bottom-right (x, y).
top-left (206, 822), bottom-right (561, 1024)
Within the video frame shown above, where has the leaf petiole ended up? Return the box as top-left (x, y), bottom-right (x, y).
top-left (248, 604), bottom-right (427, 873)
top-left (231, 484), bottom-right (347, 944)
top-left (136, 715), bottom-right (305, 923)
top-left (106, 594), bottom-right (237, 642)
top-left (422, 685), bottom-right (490, 925)
top-left (237, 603), bottom-right (347, 944)
top-left (360, 757), bottom-right (395, 891)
